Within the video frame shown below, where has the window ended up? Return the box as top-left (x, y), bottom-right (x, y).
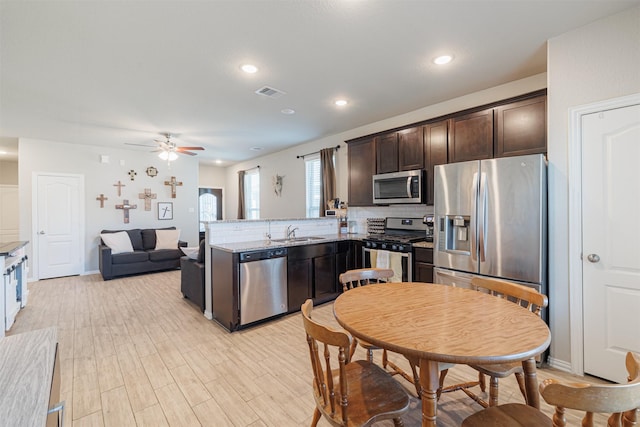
top-left (244, 169), bottom-right (260, 219)
top-left (305, 155), bottom-right (321, 217)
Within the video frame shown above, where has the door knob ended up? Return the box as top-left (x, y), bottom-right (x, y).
top-left (39, 230), bottom-right (46, 235)
top-left (587, 253), bottom-right (600, 263)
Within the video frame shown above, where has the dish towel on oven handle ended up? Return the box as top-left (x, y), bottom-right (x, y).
top-left (389, 252), bottom-right (403, 282)
top-left (370, 249), bottom-right (379, 268)
top-left (376, 249), bottom-right (390, 269)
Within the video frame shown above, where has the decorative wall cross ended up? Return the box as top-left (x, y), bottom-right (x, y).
top-left (164, 176), bottom-right (183, 199)
top-left (115, 200), bottom-right (137, 224)
top-left (113, 180), bottom-right (126, 196)
top-left (96, 194), bottom-right (108, 208)
top-left (138, 188), bottom-right (157, 211)
top-left (128, 170), bottom-right (137, 181)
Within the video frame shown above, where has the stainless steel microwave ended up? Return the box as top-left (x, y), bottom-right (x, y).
top-left (373, 169), bottom-right (423, 204)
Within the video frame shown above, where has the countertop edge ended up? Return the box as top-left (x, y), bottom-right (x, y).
top-left (210, 234), bottom-right (367, 253)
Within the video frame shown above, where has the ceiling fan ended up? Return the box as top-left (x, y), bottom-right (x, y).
top-left (125, 133), bottom-right (205, 161)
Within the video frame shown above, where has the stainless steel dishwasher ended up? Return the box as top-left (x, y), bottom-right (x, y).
top-left (238, 248), bottom-right (288, 325)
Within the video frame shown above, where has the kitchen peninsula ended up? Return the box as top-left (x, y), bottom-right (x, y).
top-left (203, 218), bottom-right (366, 331)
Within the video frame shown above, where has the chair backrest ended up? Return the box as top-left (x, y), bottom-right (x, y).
top-left (540, 352), bottom-right (640, 427)
top-left (301, 299), bottom-right (353, 425)
top-left (338, 268), bottom-right (394, 292)
top-left (470, 276), bottom-right (548, 316)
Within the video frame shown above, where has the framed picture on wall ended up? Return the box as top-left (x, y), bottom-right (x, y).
top-left (158, 202), bottom-right (173, 220)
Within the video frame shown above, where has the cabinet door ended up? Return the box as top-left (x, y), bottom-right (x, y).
top-left (448, 108), bottom-right (494, 163)
top-left (347, 138), bottom-right (376, 206)
top-left (424, 120), bottom-right (448, 205)
top-left (376, 132), bottom-right (398, 174)
top-left (414, 262), bottom-right (434, 283)
top-left (314, 254), bottom-right (336, 301)
top-left (495, 95), bottom-right (547, 157)
top-left (398, 127), bottom-right (424, 171)
top-left (287, 258), bottom-right (312, 313)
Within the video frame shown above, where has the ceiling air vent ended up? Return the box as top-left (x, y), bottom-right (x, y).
top-left (255, 86), bottom-right (286, 99)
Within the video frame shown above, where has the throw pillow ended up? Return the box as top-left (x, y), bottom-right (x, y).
top-left (155, 229), bottom-right (180, 250)
top-left (180, 246), bottom-right (199, 260)
top-left (100, 231), bottom-right (134, 254)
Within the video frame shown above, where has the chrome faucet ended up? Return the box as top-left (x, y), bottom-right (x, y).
top-left (286, 225), bottom-right (299, 240)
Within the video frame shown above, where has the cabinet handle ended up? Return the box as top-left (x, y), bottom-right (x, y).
top-left (48, 401), bottom-right (65, 427)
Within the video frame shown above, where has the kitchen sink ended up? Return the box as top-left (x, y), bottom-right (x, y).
top-left (271, 236), bottom-right (326, 243)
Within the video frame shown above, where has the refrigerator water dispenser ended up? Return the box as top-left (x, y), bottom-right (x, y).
top-left (439, 215), bottom-right (471, 254)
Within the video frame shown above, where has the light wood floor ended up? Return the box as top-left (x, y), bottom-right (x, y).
top-left (10, 271), bottom-right (611, 426)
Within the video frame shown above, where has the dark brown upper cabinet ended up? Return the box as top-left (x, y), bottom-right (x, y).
top-left (494, 95), bottom-right (547, 157)
top-left (448, 108), bottom-right (494, 163)
top-left (424, 120), bottom-right (448, 205)
top-left (347, 137), bottom-right (376, 206)
top-left (376, 132), bottom-right (399, 174)
top-left (398, 126), bottom-right (424, 171)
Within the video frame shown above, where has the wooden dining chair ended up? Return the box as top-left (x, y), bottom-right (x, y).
top-left (301, 299), bottom-right (410, 427)
top-left (441, 276), bottom-right (549, 408)
top-left (462, 351), bottom-right (640, 427)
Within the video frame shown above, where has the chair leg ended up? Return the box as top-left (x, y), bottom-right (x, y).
top-left (479, 372), bottom-right (486, 392)
top-left (383, 349), bottom-right (388, 368)
top-left (489, 376), bottom-right (499, 407)
top-left (393, 417), bottom-right (405, 426)
top-left (409, 360), bottom-right (422, 396)
top-left (311, 408), bottom-right (321, 427)
top-left (514, 371), bottom-right (527, 401)
top-left (367, 348), bottom-right (374, 363)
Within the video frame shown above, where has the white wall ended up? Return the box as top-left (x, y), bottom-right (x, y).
top-left (225, 73), bottom-right (548, 221)
top-left (19, 138), bottom-right (200, 277)
top-left (547, 6), bottom-right (640, 366)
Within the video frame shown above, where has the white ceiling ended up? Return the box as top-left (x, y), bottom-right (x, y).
top-left (1, 0), bottom-right (638, 164)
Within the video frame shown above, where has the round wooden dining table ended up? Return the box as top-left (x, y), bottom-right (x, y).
top-left (333, 282), bottom-right (551, 427)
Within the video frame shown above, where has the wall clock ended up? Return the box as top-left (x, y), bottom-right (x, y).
top-left (146, 166), bottom-right (158, 177)
top-left (158, 202), bottom-right (173, 220)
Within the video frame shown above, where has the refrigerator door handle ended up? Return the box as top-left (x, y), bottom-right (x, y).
top-left (478, 172), bottom-right (487, 262)
top-left (470, 172), bottom-right (479, 261)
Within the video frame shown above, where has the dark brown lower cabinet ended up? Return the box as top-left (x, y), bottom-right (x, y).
top-left (413, 247), bottom-right (434, 283)
top-left (287, 243), bottom-right (338, 311)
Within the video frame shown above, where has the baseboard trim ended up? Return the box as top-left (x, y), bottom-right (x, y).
top-left (203, 310), bottom-right (213, 320)
top-left (547, 357), bottom-right (573, 373)
top-left (83, 270), bottom-right (100, 276)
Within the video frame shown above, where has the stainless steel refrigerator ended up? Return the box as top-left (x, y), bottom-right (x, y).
top-left (433, 154), bottom-right (547, 294)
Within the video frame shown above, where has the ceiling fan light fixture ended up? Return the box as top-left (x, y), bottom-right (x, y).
top-left (159, 151), bottom-right (178, 161)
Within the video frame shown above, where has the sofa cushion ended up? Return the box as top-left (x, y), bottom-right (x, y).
top-left (112, 250), bottom-right (149, 264)
top-left (100, 231), bottom-right (134, 254)
top-left (142, 227), bottom-right (176, 250)
top-left (155, 229), bottom-right (181, 249)
top-left (101, 229), bottom-right (143, 250)
top-left (148, 249), bottom-right (182, 262)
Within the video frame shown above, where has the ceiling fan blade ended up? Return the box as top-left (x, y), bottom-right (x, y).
top-left (177, 146), bottom-right (204, 151)
top-left (125, 142), bottom-right (157, 147)
top-left (179, 151), bottom-right (198, 156)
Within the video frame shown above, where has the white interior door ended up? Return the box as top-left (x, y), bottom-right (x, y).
top-left (36, 174), bottom-right (82, 279)
top-left (583, 104), bottom-right (640, 383)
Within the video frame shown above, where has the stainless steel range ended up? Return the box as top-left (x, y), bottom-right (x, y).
top-left (362, 217), bottom-right (430, 281)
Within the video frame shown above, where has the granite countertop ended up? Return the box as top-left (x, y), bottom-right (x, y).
top-left (211, 233), bottom-right (368, 253)
top-left (0, 241), bottom-right (29, 256)
top-left (413, 241), bottom-right (434, 249)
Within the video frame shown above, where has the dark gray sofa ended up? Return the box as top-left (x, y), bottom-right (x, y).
top-left (180, 239), bottom-right (205, 311)
top-left (99, 227), bottom-right (187, 280)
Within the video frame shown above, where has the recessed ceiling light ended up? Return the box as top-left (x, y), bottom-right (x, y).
top-left (0, 150), bottom-right (7, 155)
top-left (281, 108), bottom-right (296, 115)
top-left (250, 147), bottom-right (263, 151)
top-left (215, 160), bottom-right (222, 164)
top-left (335, 99), bottom-right (348, 107)
top-left (241, 64), bottom-right (258, 73)
top-left (433, 55), bottom-right (453, 65)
